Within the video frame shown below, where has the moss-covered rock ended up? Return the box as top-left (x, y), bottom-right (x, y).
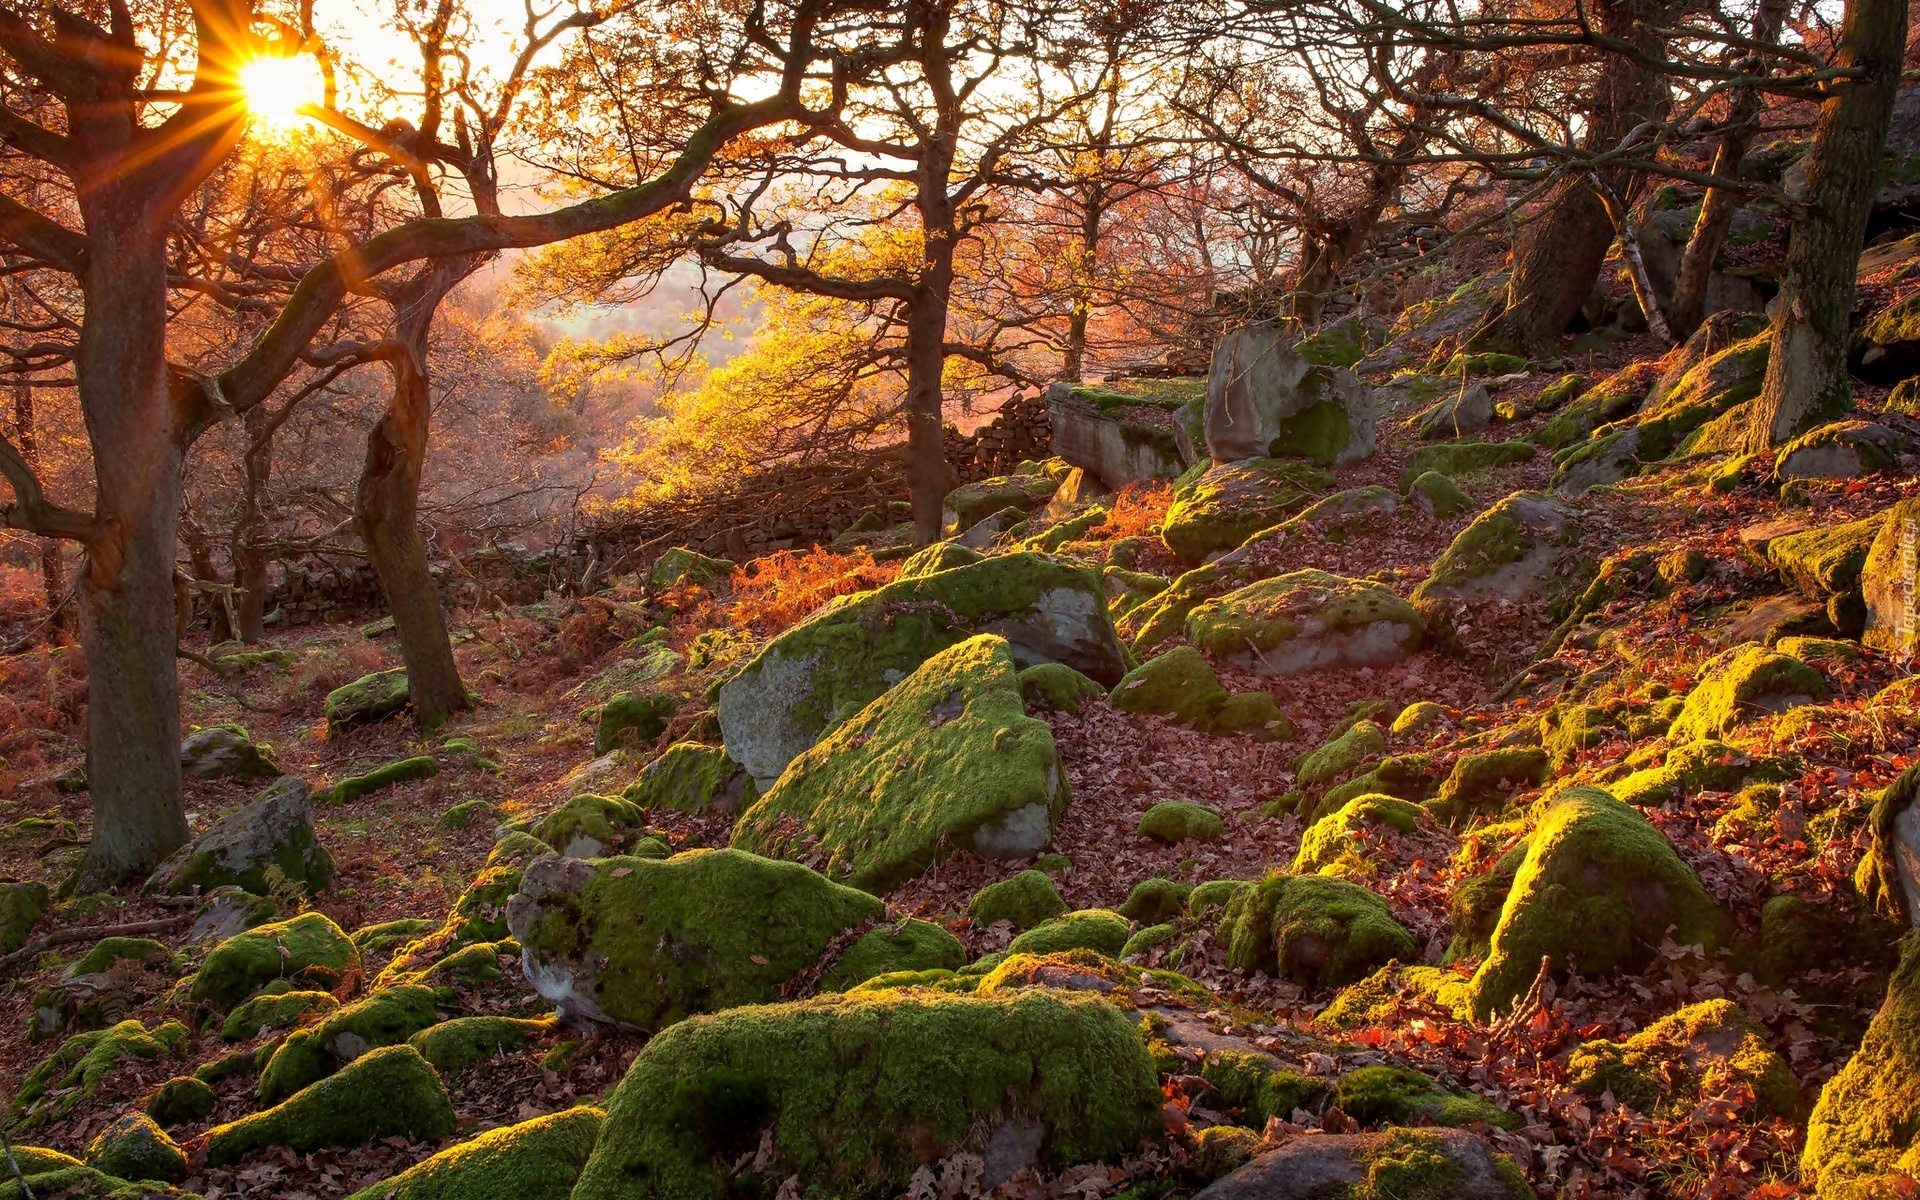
top-left (1412, 492), bottom-right (1581, 606)
top-left (409, 1014), bottom-right (556, 1072)
top-left (1609, 738), bottom-right (1792, 808)
top-left (1409, 470), bottom-right (1473, 518)
top-left (1398, 440), bottom-right (1536, 492)
top-left (818, 920), bottom-right (968, 993)
top-left (86, 1111), bottom-right (188, 1183)
top-left (1189, 571), bottom-right (1422, 676)
top-left (1333, 1064), bottom-right (1516, 1128)
top-left (1298, 720), bottom-right (1389, 791)
top-left (1110, 646), bottom-right (1228, 724)
top-left (343, 1106), bottom-right (603, 1200)
top-left (1427, 747), bottom-right (1550, 826)
top-left (623, 742), bottom-right (757, 815)
top-left (1137, 800), bottom-right (1225, 843)
top-left (506, 848), bottom-right (882, 1030)
top-left (1392, 702), bottom-right (1448, 740)
top-left (1118, 878), bottom-right (1192, 925)
top-left (203, 1043), bottom-right (456, 1166)
top-left (1018, 661), bottom-right (1105, 714)
top-left (1201, 1126), bottom-right (1526, 1200)
top-left (1293, 795), bottom-right (1427, 875)
top-left (0, 879), bottom-right (49, 952)
top-left (1197, 691), bottom-right (1295, 741)
top-left (1768, 512), bottom-right (1885, 605)
top-left (316, 755), bottom-right (438, 806)
top-left (1467, 787), bottom-right (1729, 1019)
top-left (895, 541), bottom-right (983, 580)
top-left (1007, 909), bottom-right (1133, 957)
top-left (221, 988), bottom-right (340, 1041)
top-left (595, 692), bottom-right (677, 755)
top-left (1161, 460), bottom-right (1335, 565)
top-left (732, 636), bottom-right (1064, 889)
top-left (146, 1074), bottom-right (216, 1127)
top-left (145, 775), bottom-right (335, 898)
top-left (180, 723), bottom-right (281, 782)
top-left (718, 553), bottom-right (1123, 785)
top-left (1568, 998), bottom-right (1798, 1119)
top-left (325, 668), bottom-right (410, 734)
top-left (10, 1018), bottom-right (188, 1128)
top-left (1668, 644), bottom-right (1828, 743)
top-left (258, 983), bottom-right (447, 1104)
top-left (968, 870), bottom-right (1068, 930)
top-left (1219, 873), bottom-right (1415, 988)
top-left (1539, 703), bottom-right (1614, 767)
top-left (943, 473), bottom-right (1060, 533)
top-left (532, 792), bottom-right (652, 860)
top-left (1535, 361), bottom-right (1657, 450)
top-left (1188, 879), bottom-right (1250, 916)
top-left (191, 912), bottom-right (361, 1012)
top-left (650, 546), bottom-right (735, 589)
top-left (1863, 495), bottom-right (1920, 652)
top-left (1775, 420), bottom-right (1914, 480)
top-left (1803, 937), bottom-right (1920, 1195)
top-left (570, 988), bottom-right (1162, 1200)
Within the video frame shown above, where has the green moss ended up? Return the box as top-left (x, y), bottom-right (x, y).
top-left (1399, 441), bottom-right (1536, 491)
top-left (1018, 662), bottom-right (1105, 714)
top-left (0, 880), bottom-right (50, 951)
top-left (10, 1018), bottom-right (188, 1128)
top-left (1298, 719), bottom-right (1388, 791)
top-left (437, 799), bottom-right (493, 830)
top-left (1428, 747), bottom-right (1551, 826)
top-left (1219, 873), bottom-right (1415, 988)
top-left (819, 920), bottom-right (967, 992)
top-left (1196, 691), bottom-right (1295, 741)
top-left (1334, 1065), bottom-right (1516, 1128)
top-left (1805, 938), bottom-right (1920, 1194)
top-left (64, 935), bottom-right (169, 978)
top-left (440, 863), bottom-right (524, 948)
top-left (316, 755), bottom-right (437, 805)
top-left (1315, 755), bottom-right (1439, 822)
top-left (1768, 513), bottom-right (1884, 599)
top-left (1118, 878), bottom-right (1192, 924)
top-left (511, 848), bottom-right (882, 1030)
top-left (534, 792), bottom-right (652, 859)
top-left (1187, 880), bottom-right (1249, 916)
top-left (1538, 373), bottom-right (1588, 410)
top-left (1190, 1123), bottom-right (1261, 1180)
top-left (204, 1044), bottom-right (457, 1166)
top-left (943, 474), bottom-right (1059, 531)
top-left (1468, 787), bottom-right (1729, 1020)
top-left (1857, 765), bottom-right (1920, 923)
top-left (1535, 362), bottom-right (1657, 450)
top-left (1008, 909), bottom-right (1132, 956)
top-left (624, 742), bottom-right (756, 814)
top-left (650, 547), bottom-right (735, 589)
top-left (1445, 351), bottom-right (1527, 377)
top-left (968, 870), bottom-right (1068, 930)
top-left (1413, 492), bottom-right (1576, 604)
top-left (1137, 801), bottom-right (1224, 843)
top-left (410, 1015), bottom-right (556, 1072)
top-left (1297, 320), bottom-right (1374, 367)
top-left (1268, 401), bottom-right (1354, 467)
top-left (191, 913), bottom-right (361, 1012)
top-left (895, 541), bottom-right (983, 580)
top-left (732, 635), bottom-right (1064, 891)
top-left (570, 988), bottom-right (1162, 1200)
top-left (1318, 964), bottom-right (1474, 1029)
top-left (1293, 795), bottom-right (1427, 875)
top-left (325, 668), bottom-right (411, 733)
top-left (1539, 703), bottom-right (1614, 767)
top-left (258, 984), bottom-right (447, 1104)
top-left (1409, 470), bottom-right (1473, 517)
top-left (343, 1106), bottom-right (603, 1200)
top-left (1445, 842), bottom-right (1528, 965)
top-left (1188, 572), bottom-right (1422, 673)
top-left (1392, 702), bottom-right (1448, 739)
top-left (1668, 644), bottom-right (1828, 743)
top-left (146, 1074), bottom-right (216, 1126)
top-left (1120, 924), bottom-right (1177, 959)
top-left (1568, 998), bottom-right (1799, 1119)
top-left (1611, 739), bottom-right (1792, 808)
top-left (595, 692), bottom-right (677, 755)
top-left (86, 1111), bottom-right (188, 1183)
top-left (222, 989), bottom-right (340, 1041)
top-left (1110, 646), bottom-right (1228, 723)
top-left (1161, 460), bottom-right (1335, 564)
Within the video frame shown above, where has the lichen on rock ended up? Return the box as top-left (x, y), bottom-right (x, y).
top-left (1189, 571), bottom-right (1423, 676)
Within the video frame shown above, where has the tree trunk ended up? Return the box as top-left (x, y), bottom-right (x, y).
top-left (232, 404), bottom-right (273, 643)
top-left (1476, 0), bottom-right (1670, 352)
top-left (1745, 0), bottom-right (1908, 448)
top-left (73, 212), bottom-right (190, 885)
top-left (12, 378), bottom-right (66, 633)
top-left (903, 279), bottom-right (952, 546)
top-left (1061, 193), bottom-right (1106, 383)
top-left (1670, 0), bottom-right (1789, 337)
top-left (355, 292), bottom-right (468, 726)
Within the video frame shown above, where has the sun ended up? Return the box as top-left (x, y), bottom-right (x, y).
top-left (238, 54), bottom-right (322, 129)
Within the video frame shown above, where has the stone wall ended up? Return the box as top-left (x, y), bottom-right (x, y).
top-left (944, 393), bottom-right (1052, 483)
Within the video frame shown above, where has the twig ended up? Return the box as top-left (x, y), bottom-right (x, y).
top-left (0, 914), bottom-right (192, 974)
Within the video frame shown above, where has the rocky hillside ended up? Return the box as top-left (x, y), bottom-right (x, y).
top-left (3, 234), bottom-right (1920, 1200)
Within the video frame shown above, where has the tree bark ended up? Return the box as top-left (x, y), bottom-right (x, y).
top-left (73, 209), bottom-right (191, 886)
top-left (1670, 0), bottom-right (1789, 338)
top-left (1476, 0), bottom-right (1670, 353)
top-left (1745, 0), bottom-right (1907, 449)
top-left (355, 275), bottom-right (469, 726)
top-left (232, 404), bottom-right (273, 642)
top-left (904, 247), bottom-right (956, 545)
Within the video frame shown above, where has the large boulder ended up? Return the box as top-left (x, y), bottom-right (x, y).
top-left (1774, 420), bottom-right (1915, 480)
top-left (624, 742), bottom-right (757, 814)
top-left (942, 472), bottom-right (1059, 534)
top-left (1189, 570), bottom-right (1423, 675)
top-left (1567, 998), bottom-right (1798, 1119)
top-left (1411, 492), bottom-right (1581, 606)
top-left (1466, 787), bottom-right (1728, 1019)
top-left (145, 776), bottom-right (334, 898)
top-left (257, 983), bottom-right (446, 1103)
top-left (324, 668), bottom-right (410, 734)
top-left (1852, 294), bottom-right (1920, 385)
top-left (716, 552), bottom-right (1123, 786)
top-left (1863, 496), bottom-right (1920, 653)
top-left (1218, 872), bottom-right (1415, 989)
top-left (189, 912), bottom-right (362, 1012)
top-left (731, 636), bottom-right (1064, 889)
top-left (1411, 380), bottom-right (1491, 440)
top-left (569, 988), bottom-right (1162, 1200)
top-left (202, 1044), bottom-right (456, 1166)
top-left (505, 848), bottom-right (883, 1030)
top-left (1045, 382), bottom-right (1193, 486)
top-left (180, 724), bottom-right (280, 781)
top-left (1196, 1129), bottom-right (1524, 1200)
top-left (1161, 460), bottom-right (1336, 565)
top-left (1803, 938), bottom-right (1920, 1197)
top-left (1667, 644), bottom-right (1827, 743)
top-left (1204, 323), bottom-right (1377, 466)
top-left (342, 1106), bottom-right (603, 1200)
